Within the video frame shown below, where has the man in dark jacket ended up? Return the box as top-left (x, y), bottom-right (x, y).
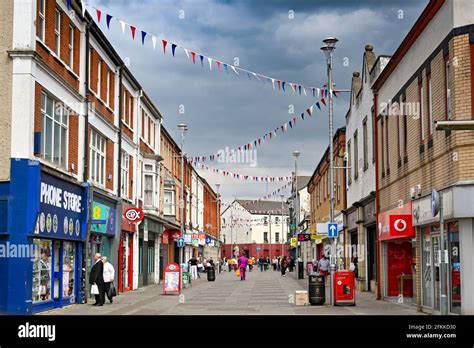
top-left (89, 253), bottom-right (105, 306)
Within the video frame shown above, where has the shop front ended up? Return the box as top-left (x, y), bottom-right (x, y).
top-left (412, 189), bottom-right (466, 314)
top-left (32, 171), bottom-right (88, 313)
top-left (138, 217), bottom-right (163, 287)
top-left (119, 202), bottom-right (136, 292)
top-left (378, 202), bottom-right (416, 304)
top-left (87, 194), bottom-right (117, 270)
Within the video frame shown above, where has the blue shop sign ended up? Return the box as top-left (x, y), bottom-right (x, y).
top-left (34, 173), bottom-right (87, 241)
top-left (90, 199), bottom-right (116, 236)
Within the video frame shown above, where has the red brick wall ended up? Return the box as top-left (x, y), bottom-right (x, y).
top-left (34, 83), bottom-right (42, 134)
top-left (106, 138), bottom-right (114, 190)
top-left (109, 72), bottom-right (115, 111)
top-left (68, 111), bottom-right (79, 174)
top-left (73, 27), bottom-right (80, 76)
top-left (139, 140), bottom-right (154, 155)
top-left (35, 1), bottom-right (80, 92)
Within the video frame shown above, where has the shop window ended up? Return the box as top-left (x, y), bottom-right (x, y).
top-left (32, 239), bottom-right (52, 303)
top-left (449, 222), bottom-right (461, 314)
top-left (40, 93), bottom-right (69, 168)
top-left (421, 229), bottom-right (432, 308)
top-left (62, 242), bottom-right (75, 298)
top-left (148, 242), bottom-right (155, 274)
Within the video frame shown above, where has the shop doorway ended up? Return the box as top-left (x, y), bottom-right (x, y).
top-left (118, 232), bottom-right (133, 292)
top-left (367, 226), bottom-right (376, 292)
top-left (386, 241), bottom-right (413, 298)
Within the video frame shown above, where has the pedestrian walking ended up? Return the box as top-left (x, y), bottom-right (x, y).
top-left (288, 257), bottom-right (295, 272)
top-left (272, 257), bottom-right (277, 271)
top-left (265, 257), bottom-right (270, 271)
top-left (238, 254), bottom-right (249, 281)
top-left (227, 257), bottom-right (233, 272)
top-left (318, 255), bottom-right (330, 276)
top-left (280, 256), bottom-right (288, 276)
top-left (89, 253), bottom-right (105, 306)
top-left (102, 256), bottom-right (115, 304)
top-left (258, 256), bottom-right (265, 272)
top-left (248, 257), bottom-right (254, 272)
top-left (277, 256), bottom-right (281, 271)
top-left (189, 255), bottom-right (199, 280)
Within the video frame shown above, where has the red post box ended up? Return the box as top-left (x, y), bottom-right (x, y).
top-left (334, 271), bottom-right (356, 306)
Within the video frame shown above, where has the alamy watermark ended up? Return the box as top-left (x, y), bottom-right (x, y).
top-left (216, 147), bottom-right (257, 167)
top-left (0, 242), bottom-right (39, 261)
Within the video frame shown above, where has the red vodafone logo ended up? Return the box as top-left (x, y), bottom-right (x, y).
top-left (123, 207), bottom-right (144, 223)
top-left (393, 218), bottom-right (407, 232)
top-left (389, 215), bottom-right (413, 238)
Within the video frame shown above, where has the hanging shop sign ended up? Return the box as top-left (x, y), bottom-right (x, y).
top-left (34, 172), bottom-right (86, 242)
top-left (378, 202), bottom-right (414, 241)
top-left (123, 207), bottom-right (144, 223)
top-left (91, 199), bottom-right (116, 236)
top-left (290, 238), bottom-right (297, 247)
top-left (184, 233), bottom-right (192, 244)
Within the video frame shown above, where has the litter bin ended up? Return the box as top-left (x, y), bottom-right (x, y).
top-left (334, 271), bottom-right (356, 306)
top-left (308, 273), bottom-right (325, 305)
top-left (207, 267), bottom-right (216, 281)
top-left (298, 261), bottom-right (304, 279)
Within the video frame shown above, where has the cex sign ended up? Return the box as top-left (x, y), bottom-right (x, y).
top-left (123, 207), bottom-right (144, 223)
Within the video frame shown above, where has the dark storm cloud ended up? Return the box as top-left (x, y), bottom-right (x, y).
top-left (93, 0), bottom-right (427, 202)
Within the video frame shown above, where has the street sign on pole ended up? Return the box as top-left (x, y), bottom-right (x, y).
top-left (177, 237), bottom-right (185, 248)
top-left (297, 233), bottom-right (311, 242)
top-left (205, 236), bottom-right (212, 245)
top-left (328, 223), bottom-right (338, 238)
top-left (316, 223), bottom-right (328, 236)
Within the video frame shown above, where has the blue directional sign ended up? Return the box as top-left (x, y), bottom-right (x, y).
top-left (328, 223), bottom-right (338, 238)
top-left (205, 236), bottom-right (212, 245)
top-left (177, 237), bottom-right (185, 248)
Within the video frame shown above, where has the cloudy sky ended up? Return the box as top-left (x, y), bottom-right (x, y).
top-left (92, 0), bottom-right (427, 204)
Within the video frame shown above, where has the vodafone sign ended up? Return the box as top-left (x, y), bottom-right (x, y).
top-left (123, 207), bottom-right (144, 223)
top-left (378, 203), bottom-right (414, 241)
top-left (388, 215), bottom-right (414, 240)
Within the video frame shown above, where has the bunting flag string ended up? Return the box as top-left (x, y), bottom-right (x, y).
top-left (82, 1), bottom-right (335, 98)
top-left (194, 162), bottom-right (292, 182)
top-left (188, 99), bottom-right (325, 163)
top-left (241, 181), bottom-right (292, 206)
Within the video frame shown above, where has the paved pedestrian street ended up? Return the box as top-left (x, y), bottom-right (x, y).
top-left (43, 270), bottom-right (423, 316)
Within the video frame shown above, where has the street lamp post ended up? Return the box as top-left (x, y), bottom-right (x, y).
top-left (214, 183), bottom-right (220, 272)
top-left (178, 123), bottom-right (188, 292)
top-left (321, 36), bottom-right (338, 305)
top-left (293, 150), bottom-right (300, 279)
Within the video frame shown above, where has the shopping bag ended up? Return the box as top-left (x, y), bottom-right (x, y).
top-left (91, 284), bottom-right (99, 295)
top-left (110, 282), bottom-right (117, 297)
top-left (235, 269), bottom-right (240, 277)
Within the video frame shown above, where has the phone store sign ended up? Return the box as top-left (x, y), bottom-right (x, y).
top-left (34, 173), bottom-right (86, 241)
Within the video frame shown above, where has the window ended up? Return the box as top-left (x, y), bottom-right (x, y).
top-left (121, 152), bottom-right (130, 198)
top-left (427, 74), bottom-right (433, 135)
top-left (89, 129), bottom-right (106, 186)
top-left (106, 69), bottom-right (110, 106)
top-left (40, 93), bottom-right (68, 168)
top-left (445, 59), bottom-right (452, 120)
top-left (141, 109), bottom-right (156, 149)
top-left (275, 233), bottom-right (279, 243)
top-left (397, 103), bottom-right (401, 159)
top-left (385, 116), bottom-right (390, 170)
top-left (402, 99), bottom-right (408, 157)
top-left (144, 175), bottom-right (153, 206)
top-left (68, 25), bottom-right (74, 69)
top-left (37, 0), bottom-right (46, 41)
top-left (164, 190), bottom-right (175, 215)
top-left (97, 60), bottom-right (102, 95)
top-left (354, 130), bottom-right (358, 180)
top-left (143, 164), bottom-right (155, 207)
top-left (347, 140), bottom-right (352, 184)
top-left (380, 118), bottom-right (385, 174)
top-left (419, 82), bottom-right (425, 142)
top-left (54, 9), bottom-right (61, 56)
top-left (32, 239), bottom-right (52, 303)
top-left (263, 232), bottom-right (268, 243)
top-left (62, 242), bottom-right (75, 298)
top-left (363, 117), bottom-right (368, 170)
top-left (275, 217), bottom-right (280, 225)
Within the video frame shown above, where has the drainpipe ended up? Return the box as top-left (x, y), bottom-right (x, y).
top-left (117, 66), bottom-right (123, 199)
top-left (373, 91), bottom-right (381, 301)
